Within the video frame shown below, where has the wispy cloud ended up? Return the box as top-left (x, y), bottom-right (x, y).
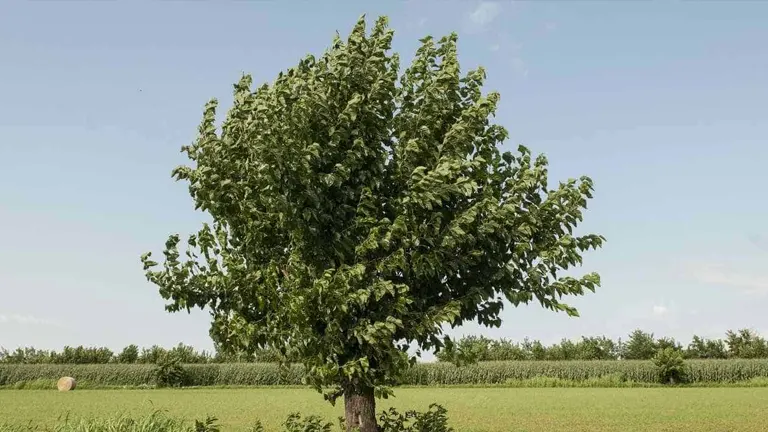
top-left (0, 313), bottom-right (60, 326)
top-left (402, 0), bottom-right (429, 30)
top-left (469, 2), bottom-right (502, 27)
top-left (688, 263), bottom-right (768, 295)
top-left (652, 305), bottom-right (668, 316)
top-left (544, 22), bottom-right (558, 33)
top-left (511, 57), bottom-right (529, 78)
top-left (747, 234), bottom-right (768, 253)
top-left (487, 38), bottom-right (527, 77)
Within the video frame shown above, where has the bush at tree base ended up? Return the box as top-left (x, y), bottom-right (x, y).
top-left (198, 406), bottom-right (452, 432)
top-left (377, 404), bottom-right (453, 432)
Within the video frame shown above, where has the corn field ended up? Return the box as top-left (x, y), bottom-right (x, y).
top-left (3, 360), bottom-right (768, 388)
top-left (402, 360), bottom-right (768, 384)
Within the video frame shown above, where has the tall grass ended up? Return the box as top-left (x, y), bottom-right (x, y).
top-left (0, 411), bottom-right (191, 432)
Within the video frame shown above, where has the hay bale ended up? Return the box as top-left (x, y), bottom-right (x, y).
top-left (57, 376), bottom-right (76, 391)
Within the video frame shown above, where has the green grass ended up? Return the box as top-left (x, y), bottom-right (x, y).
top-left (3, 388), bottom-right (768, 431)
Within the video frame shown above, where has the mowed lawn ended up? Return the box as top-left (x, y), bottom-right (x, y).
top-left (2, 387), bottom-right (768, 432)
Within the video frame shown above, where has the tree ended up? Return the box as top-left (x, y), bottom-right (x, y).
top-left (488, 338), bottom-right (528, 361)
top-left (141, 15), bottom-right (604, 431)
top-left (725, 329), bottom-right (768, 359)
top-left (116, 344), bottom-right (140, 363)
top-left (576, 336), bottom-right (619, 360)
top-left (435, 335), bottom-right (493, 365)
top-left (685, 335), bottom-right (727, 359)
top-left (655, 337), bottom-right (682, 352)
top-left (621, 329), bottom-right (657, 360)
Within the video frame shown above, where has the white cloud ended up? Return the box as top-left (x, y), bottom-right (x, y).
top-left (748, 234), bottom-right (768, 253)
top-left (689, 264), bottom-right (768, 295)
top-left (511, 57), bottom-right (529, 78)
top-left (544, 22), bottom-right (558, 32)
top-left (652, 305), bottom-right (668, 316)
top-left (0, 313), bottom-right (59, 326)
top-left (469, 2), bottom-right (502, 27)
top-left (491, 39), bottom-right (527, 77)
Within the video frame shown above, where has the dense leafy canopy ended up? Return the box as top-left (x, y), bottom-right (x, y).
top-left (141, 15), bottom-right (604, 402)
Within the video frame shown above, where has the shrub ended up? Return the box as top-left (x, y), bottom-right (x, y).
top-left (653, 347), bottom-right (686, 384)
top-left (245, 421), bottom-right (265, 432)
top-left (193, 416), bottom-right (220, 432)
top-left (153, 357), bottom-right (188, 388)
top-left (378, 404), bottom-right (453, 432)
top-left (283, 414), bottom-right (333, 432)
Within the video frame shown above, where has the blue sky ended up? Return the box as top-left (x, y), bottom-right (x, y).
top-left (1, 1), bottom-right (767, 359)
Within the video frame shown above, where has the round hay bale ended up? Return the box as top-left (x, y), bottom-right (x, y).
top-left (57, 376), bottom-right (76, 391)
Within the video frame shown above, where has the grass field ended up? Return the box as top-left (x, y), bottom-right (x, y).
top-left (2, 388), bottom-right (768, 431)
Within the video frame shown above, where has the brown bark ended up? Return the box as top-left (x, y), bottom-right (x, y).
top-left (344, 385), bottom-right (378, 432)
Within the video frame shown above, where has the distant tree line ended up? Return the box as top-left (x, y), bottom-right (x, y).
top-left (436, 329), bottom-right (768, 363)
top-left (0, 342), bottom-right (295, 365)
top-left (1, 329), bottom-right (766, 364)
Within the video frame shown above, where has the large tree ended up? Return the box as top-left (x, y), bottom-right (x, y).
top-left (141, 16), bottom-right (604, 432)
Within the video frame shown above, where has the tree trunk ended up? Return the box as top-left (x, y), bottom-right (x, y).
top-left (344, 385), bottom-right (378, 432)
